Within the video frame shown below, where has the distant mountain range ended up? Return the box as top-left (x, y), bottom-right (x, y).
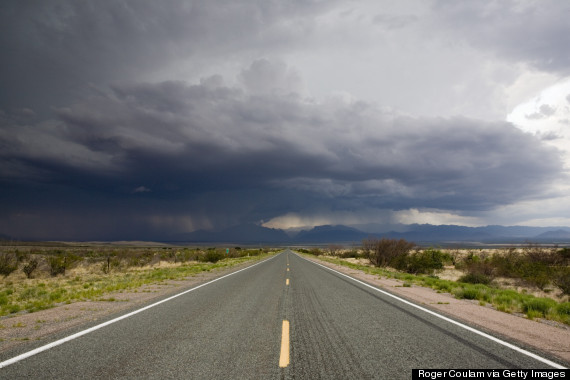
top-left (4, 224), bottom-right (570, 245)
top-left (173, 223), bottom-right (570, 245)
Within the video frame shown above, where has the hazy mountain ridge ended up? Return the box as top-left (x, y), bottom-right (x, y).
top-left (3, 224), bottom-right (570, 244)
top-left (294, 225), bottom-right (369, 243)
top-left (174, 223), bottom-right (570, 244)
top-left (534, 229), bottom-right (570, 239)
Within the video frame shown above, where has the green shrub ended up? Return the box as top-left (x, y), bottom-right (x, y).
top-left (517, 262), bottom-right (551, 290)
top-left (175, 249), bottom-right (199, 262)
top-left (8, 304), bottom-right (21, 314)
top-left (490, 248), bottom-right (520, 277)
top-left (340, 250), bottom-right (360, 259)
top-left (461, 287), bottom-right (480, 300)
top-left (101, 256), bottom-right (122, 274)
top-left (410, 249), bottom-right (445, 274)
top-left (362, 238), bottom-right (415, 268)
top-left (456, 251), bottom-right (482, 270)
top-left (522, 243), bottom-right (561, 265)
top-left (557, 302), bottom-right (570, 316)
top-left (48, 256), bottom-right (66, 276)
top-left (434, 281), bottom-right (454, 293)
top-left (459, 272), bottom-right (492, 285)
top-left (422, 276), bottom-right (439, 287)
top-left (47, 253), bottom-right (81, 276)
top-left (391, 248), bottom-right (445, 275)
top-left (22, 258), bottom-right (39, 279)
top-left (522, 297), bottom-right (556, 317)
top-left (309, 248), bottom-right (323, 256)
top-left (490, 244), bottom-right (565, 291)
top-left (494, 293), bottom-right (516, 309)
top-left (558, 247), bottom-right (570, 261)
top-left (199, 250), bottom-right (225, 263)
top-left (460, 255), bottom-right (495, 282)
top-left (0, 253), bottom-right (18, 277)
top-left (124, 250), bottom-right (155, 267)
top-left (159, 249), bottom-right (177, 262)
top-left (553, 267), bottom-right (570, 296)
top-left (452, 287), bottom-right (465, 299)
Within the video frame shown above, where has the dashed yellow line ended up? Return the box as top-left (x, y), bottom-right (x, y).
top-left (287, 268), bottom-right (289, 272)
top-left (286, 278), bottom-right (289, 285)
top-left (279, 320), bottom-right (290, 368)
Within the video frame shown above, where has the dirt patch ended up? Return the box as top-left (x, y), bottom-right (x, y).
top-left (437, 266), bottom-right (464, 281)
top-left (342, 257), bottom-right (370, 266)
top-left (305, 255), bottom-right (570, 366)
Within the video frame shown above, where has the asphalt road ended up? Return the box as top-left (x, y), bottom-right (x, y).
top-left (0, 250), bottom-right (564, 379)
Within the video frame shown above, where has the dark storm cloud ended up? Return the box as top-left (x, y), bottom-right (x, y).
top-left (2, 1), bottom-right (569, 239)
top-left (0, 0), bottom-right (334, 115)
top-left (1, 60), bottom-right (564, 238)
top-left (432, 0), bottom-right (570, 74)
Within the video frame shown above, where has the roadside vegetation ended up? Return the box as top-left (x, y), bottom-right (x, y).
top-left (299, 239), bottom-right (570, 325)
top-left (0, 245), bottom-right (273, 317)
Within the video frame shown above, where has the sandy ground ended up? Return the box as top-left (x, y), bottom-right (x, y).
top-left (305, 255), bottom-right (570, 366)
top-left (1, 254), bottom-right (569, 367)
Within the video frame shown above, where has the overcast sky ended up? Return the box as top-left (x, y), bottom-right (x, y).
top-left (1, 0), bottom-right (570, 240)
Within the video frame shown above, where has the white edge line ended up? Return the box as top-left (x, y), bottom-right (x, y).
top-left (0, 253), bottom-right (280, 369)
top-left (296, 253), bottom-right (567, 370)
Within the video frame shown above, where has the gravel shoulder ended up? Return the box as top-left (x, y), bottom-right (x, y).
top-left (304, 255), bottom-right (570, 366)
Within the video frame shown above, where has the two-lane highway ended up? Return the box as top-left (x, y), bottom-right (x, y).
top-left (0, 251), bottom-right (565, 379)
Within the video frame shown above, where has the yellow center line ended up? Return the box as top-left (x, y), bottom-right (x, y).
top-left (287, 268), bottom-right (289, 271)
top-left (286, 278), bottom-right (289, 285)
top-left (279, 320), bottom-right (290, 368)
